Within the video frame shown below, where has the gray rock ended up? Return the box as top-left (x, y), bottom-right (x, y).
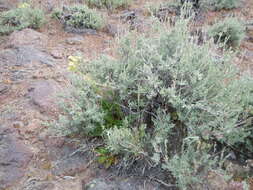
top-left (0, 46), bottom-right (54, 67)
top-left (22, 179), bottom-right (55, 190)
top-left (43, 137), bottom-right (90, 176)
top-left (8, 29), bottom-right (48, 48)
top-left (0, 84), bottom-right (9, 95)
top-left (0, 45), bottom-right (55, 83)
top-left (28, 80), bottom-right (59, 114)
top-left (34, 182), bottom-right (55, 190)
top-left (0, 126), bottom-right (33, 189)
top-left (84, 177), bottom-right (164, 190)
top-left (66, 36), bottom-right (85, 45)
top-left (244, 50), bottom-right (253, 61)
top-left (52, 155), bottom-right (90, 176)
top-left (0, 0), bottom-right (12, 11)
top-left (65, 27), bottom-right (97, 35)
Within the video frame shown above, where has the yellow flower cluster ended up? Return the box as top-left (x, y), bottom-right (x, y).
top-left (18, 2), bottom-right (31, 9)
top-left (67, 55), bottom-right (82, 72)
top-left (67, 55), bottom-right (111, 97)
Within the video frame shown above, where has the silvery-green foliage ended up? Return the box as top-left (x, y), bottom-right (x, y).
top-left (204, 0), bottom-right (241, 10)
top-left (0, 7), bottom-right (45, 35)
top-left (55, 74), bottom-right (105, 136)
top-left (53, 5), bottom-right (104, 30)
top-left (106, 124), bottom-right (147, 157)
top-left (208, 17), bottom-right (245, 48)
top-left (57, 6), bottom-right (253, 189)
top-left (164, 142), bottom-right (219, 189)
top-left (86, 0), bottom-right (132, 10)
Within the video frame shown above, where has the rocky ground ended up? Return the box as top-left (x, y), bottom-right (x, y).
top-left (0, 0), bottom-right (253, 190)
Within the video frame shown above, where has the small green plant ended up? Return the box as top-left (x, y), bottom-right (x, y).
top-left (95, 147), bottom-right (118, 168)
top-left (86, 0), bottom-right (132, 10)
top-left (0, 4), bottom-right (45, 35)
top-left (53, 5), bottom-right (104, 30)
top-left (208, 17), bottom-right (245, 48)
top-left (101, 99), bottom-right (124, 129)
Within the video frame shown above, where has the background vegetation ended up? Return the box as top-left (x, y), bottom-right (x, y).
top-left (0, 3), bottom-right (45, 35)
top-left (86, 0), bottom-right (132, 10)
top-left (205, 0), bottom-right (241, 10)
top-left (208, 17), bottom-right (245, 48)
top-left (52, 5), bottom-right (104, 31)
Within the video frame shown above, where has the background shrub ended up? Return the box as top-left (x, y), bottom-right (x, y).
top-left (86, 0), bottom-right (132, 10)
top-left (150, 0), bottom-right (241, 12)
top-left (147, 1), bottom-right (181, 22)
top-left (56, 7), bottom-right (253, 189)
top-left (0, 6), bottom-right (45, 35)
top-left (53, 5), bottom-right (104, 30)
top-left (208, 17), bottom-right (245, 48)
top-left (205, 0), bottom-right (241, 10)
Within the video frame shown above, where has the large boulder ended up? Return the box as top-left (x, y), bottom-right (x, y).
top-left (83, 177), bottom-right (164, 190)
top-left (0, 31), bottom-right (55, 84)
top-left (0, 46), bottom-right (55, 83)
top-left (43, 136), bottom-right (90, 177)
top-left (0, 46), bottom-right (54, 67)
top-left (8, 29), bottom-right (48, 48)
top-left (0, 127), bottom-right (33, 189)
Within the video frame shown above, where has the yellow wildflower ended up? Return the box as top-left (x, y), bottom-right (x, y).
top-left (18, 2), bottom-right (31, 9)
top-left (67, 55), bottom-right (82, 72)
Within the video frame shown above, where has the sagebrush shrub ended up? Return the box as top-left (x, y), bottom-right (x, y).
top-left (208, 17), bottom-right (245, 48)
top-left (52, 5), bottom-right (104, 30)
top-left (56, 6), bottom-right (253, 189)
top-left (86, 0), bottom-right (132, 10)
top-left (150, 0), bottom-right (241, 12)
top-left (0, 5), bottom-right (45, 35)
top-left (206, 0), bottom-right (241, 10)
top-left (147, 0), bottom-right (181, 21)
